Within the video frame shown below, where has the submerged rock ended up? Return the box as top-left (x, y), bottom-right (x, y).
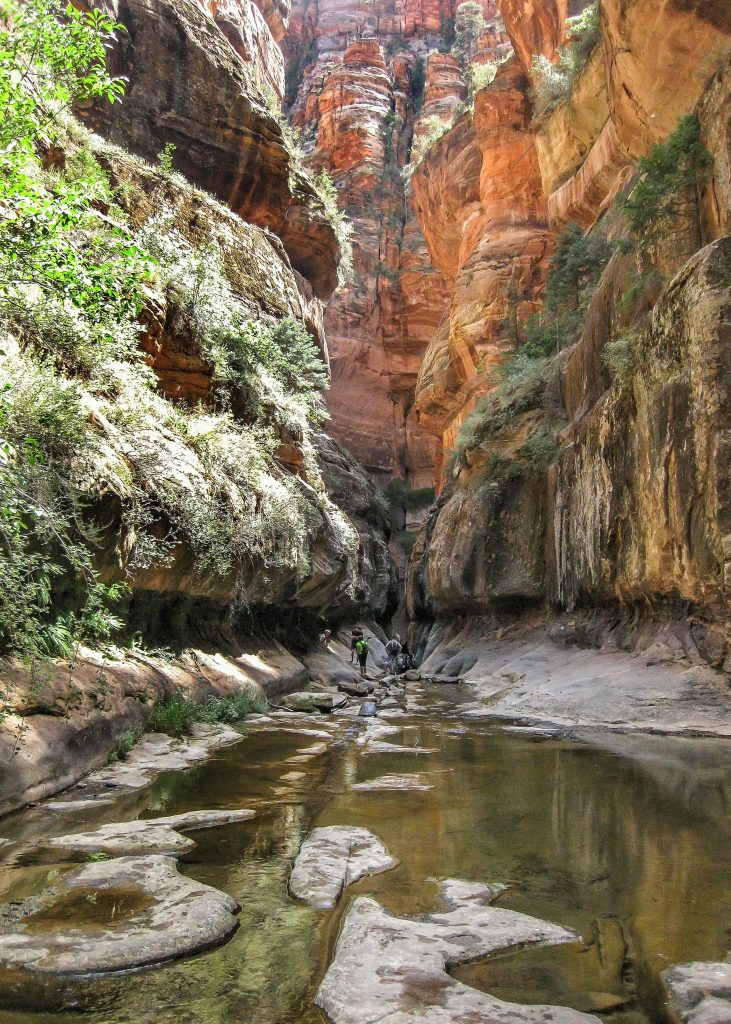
top-left (0, 855), bottom-right (240, 974)
top-left (45, 809), bottom-right (256, 858)
top-left (288, 826), bottom-right (398, 909)
top-left (279, 692), bottom-right (348, 714)
top-left (354, 720), bottom-right (400, 744)
top-left (664, 961), bottom-right (731, 1024)
top-left (316, 879), bottom-right (598, 1024)
top-left (362, 741), bottom-right (437, 755)
top-left (352, 774), bottom-right (434, 792)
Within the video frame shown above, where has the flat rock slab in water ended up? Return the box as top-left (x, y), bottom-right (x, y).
top-left (46, 809), bottom-right (256, 857)
top-left (354, 721), bottom-right (401, 746)
top-left (362, 741), bottom-right (437, 755)
top-left (352, 774), bottom-right (434, 792)
top-left (316, 879), bottom-right (599, 1024)
top-left (0, 855), bottom-right (240, 975)
top-left (279, 692), bottom-right (348, 714)
top-left (289, 826), bottom-right (398, 909)
top-left (85, 724), bottom-right (243, 791)
top-left (664, 961), bottom-right (731, 1024)
top-left (44, 797), bottom-right (117, 812)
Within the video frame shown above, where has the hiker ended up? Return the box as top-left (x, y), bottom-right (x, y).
top-left (349, 625), bottom-right (364, 664)
top-left (318, 629), bottom-right (332, 648)
top-left (355, 635), bottom-right (369, 678)
top-left (385, 634), bottom-right (402, 675)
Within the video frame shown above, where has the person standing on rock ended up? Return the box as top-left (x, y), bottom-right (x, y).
top-left (385, 635), bottom-right (402, 675)
top-left (349, 625), bottom-right (363, 664)
top-left (319, 629), bottom-right (332, 648)
top-left (355, 636), bottom-right (369, 678)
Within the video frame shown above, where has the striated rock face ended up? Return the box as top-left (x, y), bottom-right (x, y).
top-left (406, 1), bottom-right (731, 671)
top-left (283, 0), bottom-right (508, 482)
top-left (535, 0), bottom-right (731, 228)
top-left (85, 0), bottom-right (339, 297)
top-left (552, 238), bottom-right (731, 614)
top-left (410, 60), bottom-right (551, 466)
top-left (499, 0), bottom-right (567, 71)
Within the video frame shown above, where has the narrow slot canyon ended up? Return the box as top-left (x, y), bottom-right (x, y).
top-left (0, 0), bottom-right (730, 1021)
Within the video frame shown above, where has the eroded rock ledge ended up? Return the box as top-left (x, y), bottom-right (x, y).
top-left (316, 878), bottom-right (599, 1024)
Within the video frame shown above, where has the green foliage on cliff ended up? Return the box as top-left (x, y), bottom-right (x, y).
top-left (312, 169), bottom-right (354, 287)
top-left (532, 2), bottom-right (600, 115)
top-left (514, 222), bottom-right (614, 359)
top-left (0, 0), bottom-right (139, 659)
top-left (0, 1), bottom-right (356, 660)
top-left (451, 1), bottom-right (485, 66)
top-left (382, 479), bottom-right (435, 511)
top-left (619, 115), bottom-right (711, 244)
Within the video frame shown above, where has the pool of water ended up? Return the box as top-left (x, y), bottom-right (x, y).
top-left (0, 688), bottom-right (729, 1023)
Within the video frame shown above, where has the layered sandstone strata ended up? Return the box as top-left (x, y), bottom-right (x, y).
top-left (534, 0), bottom-right (731, 228)
top-left (407, 2), bottom-right (731, 668)
top-left (84, 0), bottom-right (339, 297)
top-left (410, 60), bottom-right (551, 474)
top-left (284, 0), bottom-right (506, 481)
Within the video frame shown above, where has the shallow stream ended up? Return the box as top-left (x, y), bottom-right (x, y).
top-left (0, 685), bottom-right (730, 1023)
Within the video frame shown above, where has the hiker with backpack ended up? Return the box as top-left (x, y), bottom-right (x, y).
top-left (385, 635), bottom-right (402, 675)
top-left (355, 635), bottom-right (369, 678)
top-left (349, 625), bottom-right (364, 664)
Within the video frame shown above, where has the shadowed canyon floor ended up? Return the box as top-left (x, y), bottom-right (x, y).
top-left (0, 678), bottom-right (729, 1024)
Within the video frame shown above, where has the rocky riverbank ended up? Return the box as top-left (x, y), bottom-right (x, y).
top-left (0, 671), bottom-right (729, 1023)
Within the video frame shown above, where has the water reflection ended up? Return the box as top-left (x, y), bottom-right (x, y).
top-left (0, 701), bottom-right (728, 1024)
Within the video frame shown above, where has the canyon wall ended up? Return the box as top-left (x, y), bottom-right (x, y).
top-left (404, 0), bottom-right (731, 669)
top-left (284, 0), bottom-right (510, 483)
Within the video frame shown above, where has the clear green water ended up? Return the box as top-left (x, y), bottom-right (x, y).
top-left (0, 690), bottom-right (729, 1023)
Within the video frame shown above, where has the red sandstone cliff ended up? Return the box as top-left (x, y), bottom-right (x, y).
top-left (284, 0), bottom-right (507, 484)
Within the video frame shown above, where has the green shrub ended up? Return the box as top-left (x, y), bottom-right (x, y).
top-left (603, 327), bottom-right (642, 384)
top-left (532, 2), bottom-right (600, 114)
top-left (469, 61), bottom-right (498, 96)
top-left (0, 357), bottom-right (128, 659)
top-left (618, 115), bottom-right (711, 244)
top-left (110, 729), bottom-right (139, 761)
top-left (312, 170), bottom-right (354, 287)
top-left (516, 223), bottom-right (613, 356)
top-left (395, 531), bottom-right (418, 554)
top-left (451, 1), bottom-right (485, 65)
top-left (518, 431), bottom-right (561, 470)
top-left (410, 57), bottom-right (426, 110)
top-left (148, 691), bottom-right (265, 737)
top-left (157, 142), bottom-right (177, 176)
top-left (382, 479), bottom-right (436, 511)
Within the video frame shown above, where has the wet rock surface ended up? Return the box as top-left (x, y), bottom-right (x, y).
top-left (0, 855), bottom-right (240, 975)
top-left (45, 810), bottom-right (256, 858)
top-left (351, 774), bottom-right (433, 792)
top-left (288, 825), bottom-right (398, 909)
top-left (664, 961), bottom-right (731, 1024)
top-left (361, 740), bottom-right (437, 755)
top-left (85, 725), bottom-right (244, 791)
top-left (316, 879), bottom-right (598, 1024)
